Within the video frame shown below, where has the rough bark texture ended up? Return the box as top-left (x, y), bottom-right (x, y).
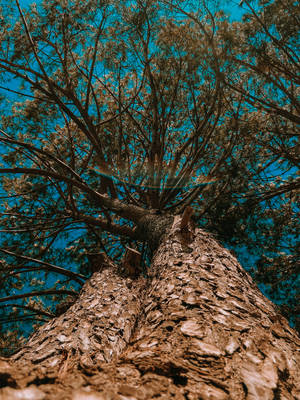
top-left (0, 221), bottom-right (299, 400)
top-left (2, 264), bottom-right (146, 383)
top-left (135, 213), bottom-right (173, 251)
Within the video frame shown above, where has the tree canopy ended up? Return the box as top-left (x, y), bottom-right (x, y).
top-left (0, 0), bottom-right (299, 354)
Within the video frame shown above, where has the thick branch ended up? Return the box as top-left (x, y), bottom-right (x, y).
top-left (77, 213), bottom-right (137, 239)
top-left (0, 167), bottom-right (147, 223)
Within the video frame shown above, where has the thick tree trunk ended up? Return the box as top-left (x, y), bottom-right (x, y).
top-left (5, 263), bottom-right (146, 372)
top-left (0, 223), bottom-right (299, 400)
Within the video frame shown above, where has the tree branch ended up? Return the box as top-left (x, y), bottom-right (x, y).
top-left (0, 167), bottom-right (147, 223)
top-left (0, 290), bottom-right (78, 303)
top-left (0, 248), bottom-right (86, 284)
top-left (0, 304), bottom-right (55, 318)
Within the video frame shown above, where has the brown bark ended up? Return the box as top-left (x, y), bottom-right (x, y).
top-left (0, 263), bottom-right (146, 385)
top-left (0, 221), bottom-right (299, 400)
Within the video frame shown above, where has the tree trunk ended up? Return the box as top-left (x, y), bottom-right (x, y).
top-left (0, 224), bottom-right (299, 400)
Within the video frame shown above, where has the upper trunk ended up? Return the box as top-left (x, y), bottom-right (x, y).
top-left (135, 212), bottom-right (174, 251)
top-left (0, 219), bottom-right (299, 400)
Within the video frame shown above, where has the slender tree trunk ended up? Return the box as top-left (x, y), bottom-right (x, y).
top-left (0, 224), bottom-right (299, 400)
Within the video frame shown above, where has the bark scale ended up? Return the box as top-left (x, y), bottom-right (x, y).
top-left (1, 263), bottom-right (146, 385)
top-left (0, 223), bottom-right (299, 400)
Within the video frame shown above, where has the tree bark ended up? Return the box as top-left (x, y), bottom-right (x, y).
top-left (0, 223), bottom-right (299, 400)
